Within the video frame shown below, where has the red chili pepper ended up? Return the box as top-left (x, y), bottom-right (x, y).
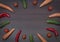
top-left (46, 28), bottom-right (59, 37)
top-left (0, 12), bottom-right (10, 18)
top-left (15, 30), bottom-right (22, 42)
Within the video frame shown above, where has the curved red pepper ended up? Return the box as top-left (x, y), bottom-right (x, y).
top-left (15, 30), bottom-right (22, 42)
top-left (0, 12), bottom-right (10, 18)
top-left (46, 28), bottom-right (59, 37)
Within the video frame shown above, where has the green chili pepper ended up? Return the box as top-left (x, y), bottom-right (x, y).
top-left (47, 20), bottom-right (60, 25)
top-left (21, 0), bottom-right (27, 9)
top-left (29, 34), bottom-right (34, 42)
top-left (0, 20), bottom-right (10, 28)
